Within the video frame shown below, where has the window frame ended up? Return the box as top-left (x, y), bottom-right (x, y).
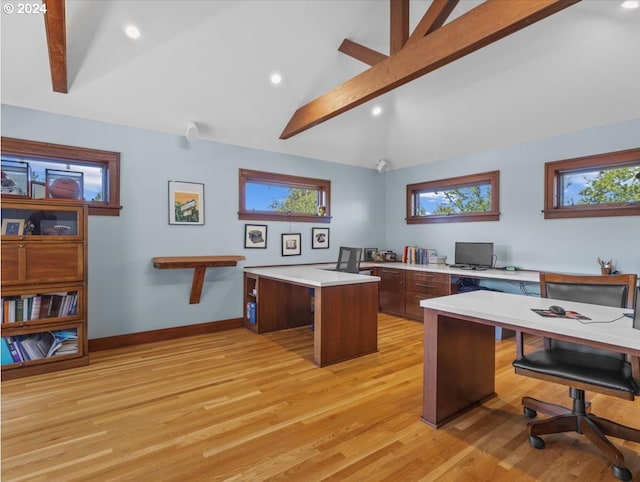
top-left (1, 137), bottom-right (121, 216)
top-left (544, 148), bottom-right (640, 219)
top-left (406, 170), bottom-right (500, 224)
top-left (238, 168), bottom-right (331, 223)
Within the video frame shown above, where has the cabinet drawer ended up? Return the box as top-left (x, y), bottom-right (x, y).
top-left (405, 292), bottom-right (442, 319)
top-left (406, 271), bottom-right (450, 295)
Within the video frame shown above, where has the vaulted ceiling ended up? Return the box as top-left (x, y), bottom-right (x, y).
top-left (1, 1), bottom-right (639, 170)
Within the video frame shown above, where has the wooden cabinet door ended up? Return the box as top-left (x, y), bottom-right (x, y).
top-left (2, 243), bottom-right (83, 285)
top-left (377, 268), bottom-right (405, 316)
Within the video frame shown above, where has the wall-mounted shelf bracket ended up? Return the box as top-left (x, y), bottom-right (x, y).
top-left (152, 255), bottom-right (246, 304)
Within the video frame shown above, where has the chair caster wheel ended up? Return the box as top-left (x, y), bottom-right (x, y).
top-left (611, 465), bottom-right (632, 481)
top-left (528, 435), bottom-right (545, 449)
top-left (523, 407), bottom-right (537, 418)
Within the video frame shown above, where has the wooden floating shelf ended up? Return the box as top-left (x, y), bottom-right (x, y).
top-left (152, 255), bottom-right (246, 304)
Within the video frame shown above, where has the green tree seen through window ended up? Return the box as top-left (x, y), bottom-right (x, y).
top-left (268, 188), bottom-right (318, 214)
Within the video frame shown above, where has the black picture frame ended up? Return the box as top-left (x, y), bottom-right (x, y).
top-left (364, 248), bottom-right (377, 261)
top-left (281, 233), bottom-right (301, 256)
top-left (244, 224), bottom-right (267, 248)
top-left (311, 227), bottom-right (329, 249)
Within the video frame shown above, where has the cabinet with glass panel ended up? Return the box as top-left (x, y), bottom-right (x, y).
top-left (1, 198), bottom-right (88, 379)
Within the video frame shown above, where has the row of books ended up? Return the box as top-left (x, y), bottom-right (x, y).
top-left (1, 330), bottom-right (79, 365)
top-left (1, 292), bottom-right (78, 323)
top-left (401, 246), bottom-right (442, 265)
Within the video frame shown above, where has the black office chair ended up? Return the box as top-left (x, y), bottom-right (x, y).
top-left (512, 273), bottom-right (640, 481)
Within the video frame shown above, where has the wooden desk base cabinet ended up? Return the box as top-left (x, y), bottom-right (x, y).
top-left (244, 272), bottom-right (378, 367)
top-left (421, 310), bottom-right (496, 428)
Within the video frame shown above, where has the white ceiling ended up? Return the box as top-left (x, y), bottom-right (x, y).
top-left (1, 1), bottom-right (639, 171)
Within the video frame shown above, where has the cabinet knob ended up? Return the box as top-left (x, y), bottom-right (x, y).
top-left (18, 244), bottom-right (25, 248)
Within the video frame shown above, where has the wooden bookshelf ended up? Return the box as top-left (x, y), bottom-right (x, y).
top-left (1, 198), bottom-right (89, 380)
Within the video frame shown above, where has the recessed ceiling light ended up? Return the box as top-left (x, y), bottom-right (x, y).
top-left (125, 25), bottom-right (141, 39)
top-left (622, 0), bottom-right (639, 8)
top-left (371, 105), bottom-right (383, 117)
top-left (270, 72), bottom-right (282, 85)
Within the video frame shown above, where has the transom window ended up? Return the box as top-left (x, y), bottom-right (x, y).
top-left (406, 171), bottom-right (500, 224)
top-left (238, 169), bottom-right (330, 223)
top-left (544, 148), bottom-right (640, 219)
top-left (1, 137), bottom-right (121, 216)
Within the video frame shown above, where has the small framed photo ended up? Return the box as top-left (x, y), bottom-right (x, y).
top-left (245, 224), bottom-right (267, 248)
top-left (46, 169), bottom-right (84, 200)
top-left (364, 248), bottom-right (377, 261)
top-left (281, 233), bottom-right (301, 256)
top-left (169, 181), bottom-right (204, 225)
top-left (311, 227), bottom-right (329, 249)
top-left (1, 219), bottom-right (25, 235)
top-left (1, 160), bottom-right (30, 197)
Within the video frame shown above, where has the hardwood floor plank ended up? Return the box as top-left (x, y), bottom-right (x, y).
top-left (2, 314), bottom-right (639, 481)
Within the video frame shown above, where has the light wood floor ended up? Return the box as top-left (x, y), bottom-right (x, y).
top-left (2, 314), bottom-right (639, 481)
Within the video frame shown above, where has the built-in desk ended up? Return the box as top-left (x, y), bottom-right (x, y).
top-left (243, 266), bottom-right (380, 367)
top-left (419, 290), bottom-right (639, 428)
top-left (370, 262), bottom-right (539, 320)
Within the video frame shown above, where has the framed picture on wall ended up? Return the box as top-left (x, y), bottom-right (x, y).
top-left (245, 224), bottom-right (267, 248)
top-left (281, 233), bottom-right (301, 256)
top-left (168, 181), bottom-right (204, 225)
top-left (311, 227), bottom-right (329, 249)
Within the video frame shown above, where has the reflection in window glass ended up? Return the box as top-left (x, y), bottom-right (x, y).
top-left (559, 165), bottom-right (640, 206)
top-left (2, 155), bottom-right (106, 202)
top-left (246, 181), bottom-right (319, 215)
top-left (416, 183), bottom-right (492, 215)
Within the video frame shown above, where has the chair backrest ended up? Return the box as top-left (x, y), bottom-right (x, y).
top-left (335, 246), bottom-right (362, 273)
top-left (540, 272), bottom-right (637, 357)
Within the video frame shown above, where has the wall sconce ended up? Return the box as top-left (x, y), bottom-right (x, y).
top-left (376, 159), bottom-right (388, 173)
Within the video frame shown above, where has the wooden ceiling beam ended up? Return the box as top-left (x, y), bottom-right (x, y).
top-left (338, 39), bottom-right (388, 67)
top-left (405, 0), bottom-right (460, 47)
top-left (390, 0), bottom-right (410, 54)
top-left (280, 0), bottom-right (580, 140)
top-left (43, 0), bottom-right (68, 93)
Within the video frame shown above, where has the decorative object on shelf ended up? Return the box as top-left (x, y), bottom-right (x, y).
top-left (1, 160), bottom-right (30, 197)
top-left (244, 224), bottom-right (267, 249)
top-left (1, 218), bottom-right (25, 235)
top-left (597, 257), bottom-right (612, 275)
top-left (40, 220), bottom-right (76, 236)
top-left (45, 169), bottom-right (83, 200)
top-left (281, 233), bottom-right (301, 256)
top-left (311, 227), bottom-right (329, 249)
top-left (30, 181), bottom-right (45, 199)
top-left (317, 205), bottom-right (327, 216)
top-left (364, 248), bottom-right (377, 261)
top-left (168, 181), bottom-right (204, 225)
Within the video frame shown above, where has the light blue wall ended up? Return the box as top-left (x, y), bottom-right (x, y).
top-left (2, 105), bottom-right (638, 338)
top-left (384, 118), bottom-right (640, 277)
top-left (1, 105), bottom-right (387, 338)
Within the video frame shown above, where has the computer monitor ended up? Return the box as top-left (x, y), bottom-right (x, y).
top-left (454, 242), bottom-right (494, 268)
top-left (335, 246), bottom-right (362, 273)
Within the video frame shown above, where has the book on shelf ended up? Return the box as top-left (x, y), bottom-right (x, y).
top-left (1, 339), bottom-right (13, 365)
top-left (402, 246), bottom-right (438, 265)
top-left (9, 330), bottom-right (79, 361)
top-left (6, 336), bottom-right (24, 362)
top-left (0, 292), bottom-right (78, 323)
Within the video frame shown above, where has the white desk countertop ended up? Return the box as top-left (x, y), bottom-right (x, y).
top-left (421, 290), bottom-right (640, 353)
top-left (244, 265), bottom-right (380, 287)
top-left (368, 262), bottom-right (540, 283)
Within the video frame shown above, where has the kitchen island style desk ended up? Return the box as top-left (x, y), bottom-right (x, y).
top-left (420, 290), bottom-right (639, 428)
top-left (244, 266), bottom-right (380, 367)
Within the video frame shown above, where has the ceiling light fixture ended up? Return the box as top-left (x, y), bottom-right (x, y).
top-left (270, 72), bottom-right (282, 85)
top-left (371, 105), bottom-right (382, 117)
top-left (622, 0), bottom-right (639, 8)
top-left (125, 25), bottom-right (141, 39)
